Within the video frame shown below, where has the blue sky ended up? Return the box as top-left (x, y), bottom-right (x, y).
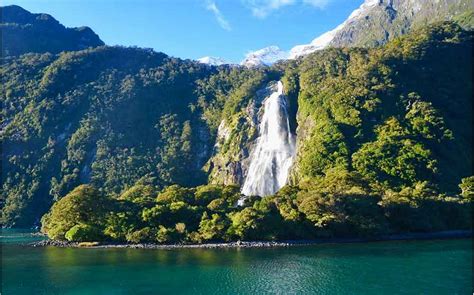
top-left (4, 0), bottom-right (363, 63)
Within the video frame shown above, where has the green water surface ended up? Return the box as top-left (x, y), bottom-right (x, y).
top-left (1, 229), bottom-right (472, 294)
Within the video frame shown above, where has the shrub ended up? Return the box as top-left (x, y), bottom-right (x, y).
top-left (156, 226), bottom-right (177, 244)
top-left (125, 227), bottom-right (154, 243)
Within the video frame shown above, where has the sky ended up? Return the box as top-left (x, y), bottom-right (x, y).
top-left (3, 0), bottom-right (364, 63)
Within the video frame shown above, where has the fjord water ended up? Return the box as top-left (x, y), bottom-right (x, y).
top-left (242, 81), bottom-right (296, 197)
top-left (2, 230), bottom-right (472, 294)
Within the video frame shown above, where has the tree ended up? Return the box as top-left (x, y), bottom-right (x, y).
top-left (126, 227), bottom-right (154, 243)
top-left (459, 176), bottom-right (474, 201)
top-left (226, 207), bottom-right (264, 240)
top-left (155, 226), bottom-right (177, 243)
top-left (156, 185), bottom-right (194, 204)
top-left (194, 185), bottom-right (222, 206)
top-left (65, 223), bottom-right (102, 242)
top-left (118, 184), bottom-right (156, 205)
top-left (352, 118), bottom-right (437, 187)
top-left (198, 212), bottom-right (228, 241)
top-left (41, 185), bottom-right (109, 240)
top-left (405, 96), bottom-right (453, 141)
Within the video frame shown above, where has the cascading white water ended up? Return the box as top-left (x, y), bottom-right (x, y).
top-left (241, 81), bottom-right (296, 198)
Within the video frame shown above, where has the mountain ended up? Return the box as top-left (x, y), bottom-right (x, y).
top-left (2, 17), bottom-right (472, 231)
top-left (0, 5), bottom-right (104, 56)
top-left (247, 0), bottom-right (474, 63)
top-left (203, 0), bottom-right (473, 67)
top-left (197, 56), bottom-right (230, 66)
top-left (326, 0), bottom-right (474, 48)
top-left (288, 23), bottom-right (342, 59)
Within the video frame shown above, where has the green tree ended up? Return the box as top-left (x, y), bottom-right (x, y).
top-left (198, 212), bottom-right (228, 241)
top-left (459, 176), bottom-right (474, 201)
top-left (65, 223), bottom-right (102, 242)
top-left (41, 185), bottom-right (109, 240)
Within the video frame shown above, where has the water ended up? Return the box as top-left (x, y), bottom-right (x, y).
top-left (2, 230), bottom-right (472, 295)
top-left (242, 81), bottom-right (296, 197)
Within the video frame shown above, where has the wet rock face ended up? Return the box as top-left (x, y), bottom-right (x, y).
top-left (223, 161), bottom-right (245, 185)
top-left (206, 120), bottom-right (253, 186)
top-left (195, 124), bottom-right (212, 170)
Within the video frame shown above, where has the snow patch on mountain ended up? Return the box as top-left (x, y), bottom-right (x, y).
top-left (347, 0), bottom-right (380, 20)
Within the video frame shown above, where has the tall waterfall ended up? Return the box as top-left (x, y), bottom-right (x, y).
top-left (241, 81), bottom-right (296, 197)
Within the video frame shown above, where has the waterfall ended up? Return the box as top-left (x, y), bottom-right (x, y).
top-left (241, 81), bottom-right (296, 198)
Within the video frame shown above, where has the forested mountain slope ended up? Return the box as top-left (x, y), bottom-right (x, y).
top-left (206, 22), bottom-right (472, 193)
top-left (1, 47), bottom-right (220, 226)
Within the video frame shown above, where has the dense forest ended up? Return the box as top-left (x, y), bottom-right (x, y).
top-left (1, 15), bottom-right (473, 242)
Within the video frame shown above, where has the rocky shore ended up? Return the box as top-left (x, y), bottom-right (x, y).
top-left (31, 239), bottom-right (294, 249)
top-left (29, 230), bottom-right (472, 250)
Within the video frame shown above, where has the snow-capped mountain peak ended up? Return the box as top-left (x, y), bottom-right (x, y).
top-left (240, 46), bottom-right (289, 67)
top-left (197, 56), bottom-right (229, 66)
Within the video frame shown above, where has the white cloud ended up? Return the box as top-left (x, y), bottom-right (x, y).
top-left (302, 0), bottom-right (329, 9)
top-left (242, 0), bottom-right (330, 18)
top-left (206, 1), bottom-right (232, 31)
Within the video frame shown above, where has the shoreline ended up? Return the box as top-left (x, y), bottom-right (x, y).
top-left (29, 230), bottom-right (472, 250)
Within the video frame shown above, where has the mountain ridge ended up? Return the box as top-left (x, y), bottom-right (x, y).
top-left (1, 5), bottom-right (104, 56)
